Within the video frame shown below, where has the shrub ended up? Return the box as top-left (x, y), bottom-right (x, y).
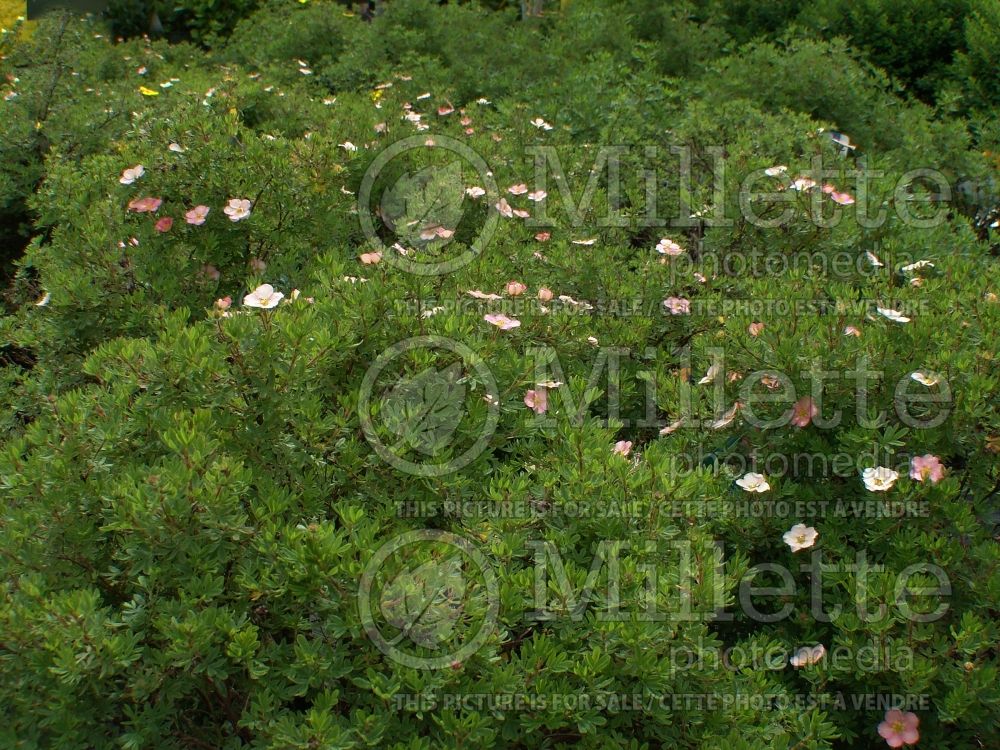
top-left (0, 5), bottom-right (999, 749)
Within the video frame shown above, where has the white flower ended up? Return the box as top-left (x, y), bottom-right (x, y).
top-left (35, 292), bottom-right (50, 307)
top-left (697, 363), bottom-right (721, 385)
top-left (421, 306), bottom-right (446, 318)
top-left (876, 306), bottom-right (910, 323)
top-left (910, 371), bottom-right (940, 386)
top-left (530, 117), bottom-right (553, 130)
top-left (465, 186), bottom-right (486, 198)
top-left (168, 143), bottom-right (184, 153)
top-left (764, 165), bottom-right (787, 177)
top-left (783, 523), bottom-right (818, 552)
top-left (476, 97), bottom-right (491, 105)
top-left (901, 259), bottom-right (934, 273)
top-left (790, 644), bottom-right (826, 668)
top-left (243, 283), bottom-right (284, 309)
top-left (467, 290), bottom-right (502, 300)
top-left (862, 467), bottom-right (899, 492)
top-left (790, 177), bottom-right (816, 191)
top-left (119, 165), bottom-right (144, 185)
top-left (866, 251), bottom-right (884, 267)
top-left (339, 141), bottom-right (357, 152)
top-left (736, 472), bottom-right (770, 493)
top-left (224, 198), bottom-right (252, 222)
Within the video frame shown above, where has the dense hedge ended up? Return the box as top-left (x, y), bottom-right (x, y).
top-left (0, 2), bottom-right (998, 748)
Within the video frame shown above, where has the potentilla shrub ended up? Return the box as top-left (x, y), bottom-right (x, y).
top-left (0, 6), bottom-right (999, 750)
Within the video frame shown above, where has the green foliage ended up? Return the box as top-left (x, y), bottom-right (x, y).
top-left (0, 3), bottom-right (999, 749)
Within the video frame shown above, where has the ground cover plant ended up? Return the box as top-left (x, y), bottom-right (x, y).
top-left (0, 1), bottom-right (998, 748)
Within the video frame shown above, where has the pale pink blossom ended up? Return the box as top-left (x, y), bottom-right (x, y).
top-left (154, 217), bottom-right (173, 233)
top-left (783, 523), bottom-right (818, 552)
top-left (877, 709), bottom-right (919, 748)
top-left (249, 257), bottom-right (267, 273)
top-left (910, 455), bottom-right (944, 483)
top-left (185, 205), bottom-right (210, 225)
top-left (844, 325), bottom-right (862, 337)
top-left (831, 191), bottom-right (855, 205)
top-left (790, 644), bottom-right (826, 667)
top-left (527, 190), bottom-right (547, 201)
top-left (535, 232), bottom-right (551, 242)
top-left (467, 290), bottom-right (502, 300)
top-left (128, 196), bottom-right (162, 213)
top-left (612, 440), bottom-right (632, 457)
top-left (119, 164), bottom-right (144, 185)
top-left (656, 238), bottom-right (684, 256)
top-left (359, 251), bottom-right (382, 265)
top-left (496, 198), bottom-right (514, 218)
top-left (224, 198), bottom-right (252, 222)
top-left (507, 183), bottom-right (528, 195)
top-left (484, 313), bottom-right (521, 330)
top-left (537, 287), bottom-right (553, 302)
top-left (748, 322), bottom-right (764, 336)
top-left (215, 296), bottom-right (232, 310)
top-left (505, 281), bottom-right (527, 296)
top-left (663, 297), bottom-right (690, 315)
top-left (789, 396), bottom-right (818, 428)
top-left (201, 264), bottom-right (220, 281)
top-left (524, 389), bottom-right (548, 414)
top-left (465, 186), bottom-right (486, 198)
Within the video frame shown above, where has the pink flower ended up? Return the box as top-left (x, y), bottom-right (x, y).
top-left (844, 325), bottom-right (862, 337)
top-left (831, 191), bottom-right (855, 206)
top-left (185, 205), bottom-right (210, 225)
top-left (535, 232), bottom-right (551, 242)
top-left (506, 280), bottom-right (527, 296)
top-left (663, 297), bottom-right (690, 315)
top-left (154, 217), bottom-right (173, 233)
top-left (224, 198), bottom-right (252, 222)
top-left (359, 251), bottom-right (382, 265)
top-left (524, 389), bottom-right (548, 414)
top-left (748, 322), bottom-right (764, 336)
top-left (249, 257), bottom-right (266, 273)
top-left (537, 287), bottom-right (553, 302)
top-left (215, 296), bottom-right (232, 310)
top-left (656, 238), bottom-right (684, 256)
top-left (128, 196), bottom-right (162, 213)
top-left (508, 183), bottom-right (528, 195)
top-left (877, 709), bottom-right (919, 748)
top-left (201, 264), bottom-right (220, 281)
top-left (527, 190), bottom-right (547, 201)
top-left (495, 198), bottom-right (514, 218)
top-left (910, 455), bottom-right (945, 483)
top-left (789, 396), bottom-right (818, 428)
top-left (612, 440), bottom-right (632, 457)
top-left (484, 313), bottom-right (520, 330)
